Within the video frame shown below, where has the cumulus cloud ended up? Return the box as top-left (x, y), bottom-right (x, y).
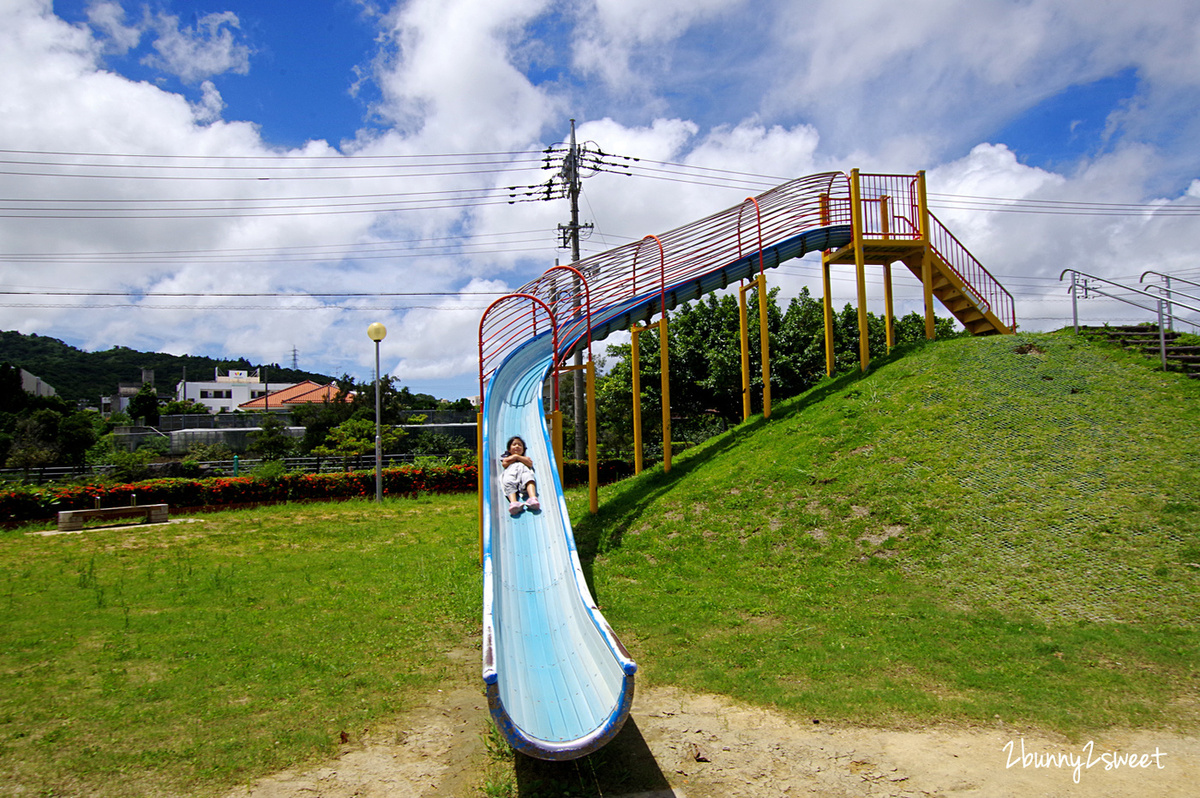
top-left (189, 79), bottom-right (225, 123)
top-left (369, 0), bottom-right (558, 150)
top-left (85, 0), bottom-right (141, 54)
top-left (1, 0), bottom-right (1199, 398)
top-left (142, 10), bottom-right (252, 83)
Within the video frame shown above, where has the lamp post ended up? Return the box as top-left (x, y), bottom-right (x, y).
top-left (367, 322), bottom-right (387, 502)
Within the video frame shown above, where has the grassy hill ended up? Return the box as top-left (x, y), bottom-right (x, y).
top-left (572, 330), bottom-right (1200, 731)
top-left (0, 330), bottom-right (335, 403)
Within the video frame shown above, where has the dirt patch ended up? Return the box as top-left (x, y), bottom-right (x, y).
top-left (225, 684), bottom-right (1198, 797)
top-left (858, 524), bottom-right (907, 547)
top-left (1014, 343), bottom-right (1046, 355)
top-left (222, 684), bottom-right (486, 798)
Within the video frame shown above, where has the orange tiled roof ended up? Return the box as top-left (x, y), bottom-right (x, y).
top-left (238, 381), bottom-right (350, 409)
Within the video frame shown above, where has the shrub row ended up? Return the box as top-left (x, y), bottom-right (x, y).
top-left (1, 458), bottom-right (636, 524)
top-left (0, 464), bottom-right (478, 524)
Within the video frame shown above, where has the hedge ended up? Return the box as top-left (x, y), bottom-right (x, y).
top-left (0, 464), bottom-right (478, 524)
top-left (1, 458), bottom-right (635, 525)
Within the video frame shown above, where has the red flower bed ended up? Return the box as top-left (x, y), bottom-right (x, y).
top-left (0, 464), bottom-right (480, 524)
top-left (1, 459), bottom-right (633, 525)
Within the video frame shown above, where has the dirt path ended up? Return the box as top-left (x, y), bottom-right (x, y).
top-left (224, 682), bottom-right (1197, 798)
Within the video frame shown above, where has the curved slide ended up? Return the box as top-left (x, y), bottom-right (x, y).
top-left (481, 224), bottom-right (852, 760)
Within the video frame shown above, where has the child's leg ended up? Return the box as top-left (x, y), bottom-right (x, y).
top-left (523, 480), bottom-right (540, 511)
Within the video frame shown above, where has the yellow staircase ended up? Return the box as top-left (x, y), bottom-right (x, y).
top-left (820, 170), bottom-right (1014, 372)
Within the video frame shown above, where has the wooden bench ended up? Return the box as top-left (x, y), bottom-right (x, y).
top-left (57, 504), bottom-right (169, 532)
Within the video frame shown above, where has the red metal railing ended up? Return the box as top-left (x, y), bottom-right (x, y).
top-left (531, 264), bottom-right (594, 364)
top-left (479, 172), bottom-right (848, 396)
top-left (478, 169), bottom-right (1014, 397)
top-left (927, 211), bottom-right (1015, 331)
top-left (821, 172), bottom-right (1015, 331)
top-left (478, 294), bottom-right (558, 407)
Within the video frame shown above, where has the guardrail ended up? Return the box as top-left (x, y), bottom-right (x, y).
top-left (1061, 269), bottom-right (1200, 368)
top-left (0, 452), bottom-right (470, 486)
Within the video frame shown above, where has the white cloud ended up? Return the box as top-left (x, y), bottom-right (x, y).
top-left (369, 0), bottom-right (558, 150)
top-left (571, 0), bottom-right (745, 92)
top-left (85, 0), bottom-right (141, 53)
top-left (392, 278), bottom-right (509, 383)
top-left (142, 10), bottom-right (252, 83)
top-left (189, 79), bottom-right (225, 123)
top-left (2, 0), bottom-right (1199, 399)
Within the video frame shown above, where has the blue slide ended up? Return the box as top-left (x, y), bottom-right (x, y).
top-left (480, 224), bottom-right (852, 760)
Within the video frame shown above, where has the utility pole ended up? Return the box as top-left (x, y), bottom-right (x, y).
top-left (558, 120), bottom-right (593, 460)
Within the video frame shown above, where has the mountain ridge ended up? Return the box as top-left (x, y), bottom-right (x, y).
top-left (0, 330), bottom-right (336, 404)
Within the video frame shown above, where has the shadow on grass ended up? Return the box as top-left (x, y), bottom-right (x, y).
top-left (513, 717), bottom-right (672, 798)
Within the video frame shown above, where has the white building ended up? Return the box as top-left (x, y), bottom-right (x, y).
top-left (176, 369), bottom-right (271, 414)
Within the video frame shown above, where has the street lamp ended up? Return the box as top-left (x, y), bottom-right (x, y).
top-left (367, 322), bottom-right (387, 502)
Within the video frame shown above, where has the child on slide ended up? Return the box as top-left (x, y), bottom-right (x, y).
top-left (500, 435), bottom-right (541, 516)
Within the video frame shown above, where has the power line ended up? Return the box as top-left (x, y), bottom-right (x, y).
top-left (0, 229), bottom-right (556, 263)
top-left (0, 146), bottom-right (539, 161)
top-left (0, 289), bottom-right (506, 298)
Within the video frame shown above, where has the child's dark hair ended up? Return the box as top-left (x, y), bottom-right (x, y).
top-left (505, 435), bottom-right (525, 452)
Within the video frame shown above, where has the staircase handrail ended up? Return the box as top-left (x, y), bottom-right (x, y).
top-left (1060, 269), bottom-right (1200, 368)
top-left (1140, 271), bottom-right (1200, 332)
top-left (1141, 282), bottom-right (1200, 315)
top-left (928, 210), bottom-right (1016, 331)
top-left (1140, 270), bottom-right (1200, 292)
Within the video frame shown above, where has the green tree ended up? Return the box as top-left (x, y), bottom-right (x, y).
top-left (311, 418), bottom-right (405, 460)
top-left (127, 382), bottom-right (161, 426)
top-left (161, 398), bottom-right (210, 415)
top-left (591, 286), bottom-right (966, 458)
top-left (0, 362), bottom-right (28, 414)
top-left (6, 410), bottom-right (60, 472)
top-left (58, 412), bottom-right (98, 467)
top-left (290, 376), bottom-right (357, 453)
top-left (249, 414), bottom-right (296, 461)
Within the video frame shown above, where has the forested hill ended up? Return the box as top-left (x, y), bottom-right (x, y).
top-left (0, 331), bottom-right (336, 404)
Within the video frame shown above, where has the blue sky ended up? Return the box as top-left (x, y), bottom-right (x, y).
top-left (2, 0), bottom-right (1199, 400)
top-left (52, 0), bottom-right (383, 147)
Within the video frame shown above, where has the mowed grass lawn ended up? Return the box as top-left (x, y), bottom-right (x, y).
top-left (1, 331), bottom-right (1198, 797)
top-left (0, 496), bottom-right (481, 797)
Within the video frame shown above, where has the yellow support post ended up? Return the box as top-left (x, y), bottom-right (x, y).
top-left (659, 312), bottom-right (672, 474)
top-left (476, 409), bottom-right (484, 565)
top-left (883, 263), bottom-right (895, 351)
top-left (738, 281), bottom-right (751, 421)
top-left (880, 195), bottom-right (894, 351)
top-left (631, 323), bottom-right (644, 475)
top-left (738, 274), bottom-right (772, 418)
top-left (916, 170), bottom-right (936, 340)
top-left (632, 319), bottom-right (670, 473)
top-left (850, 168), bottom-right (870, 372)
top-left (756, 272), bottom-right (771, 420)
top-left (549, 409), bottom-right (563, 484)
top-left (819, 191), bottom-right (836, 377)
top-left (586, 360), bottom-right (599, 514)
top-left (822, 254), bottom-right (835, 376)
